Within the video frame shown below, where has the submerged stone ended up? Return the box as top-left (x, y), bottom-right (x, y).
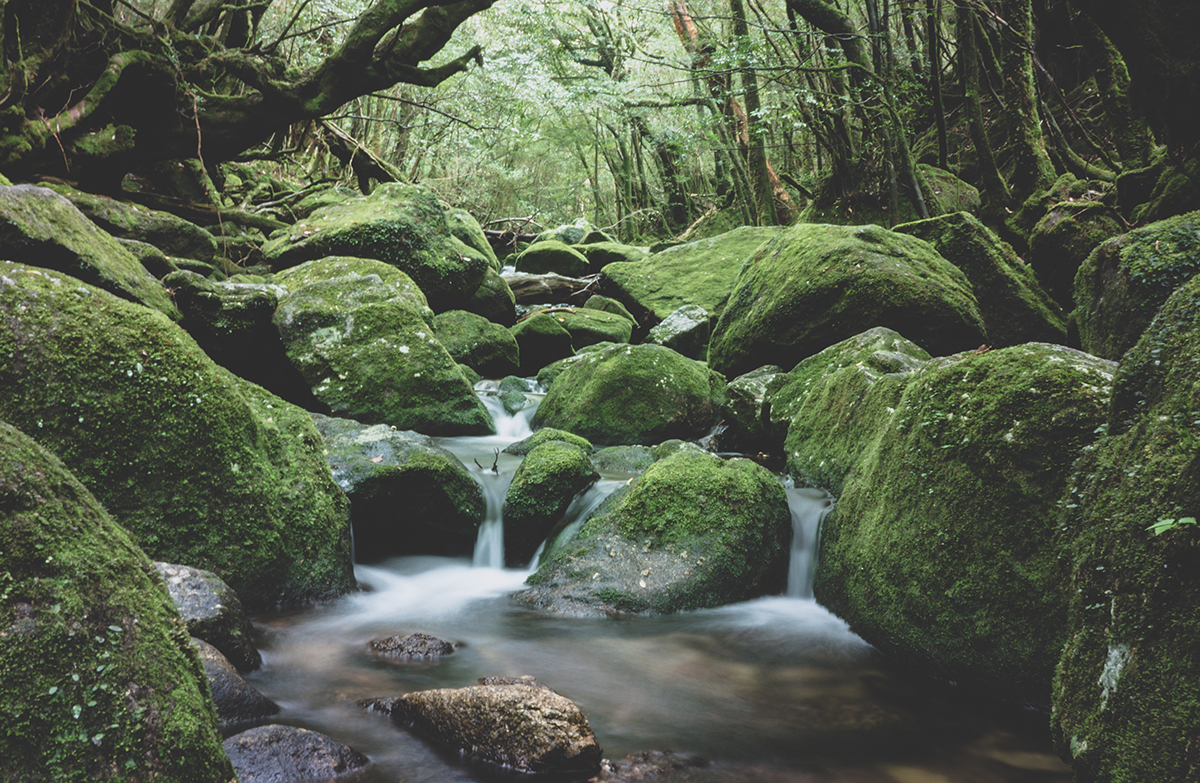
top-left (0, 421), bottom-right (236, 782)
top-left (0, 262), bottom-right (355, 609)
top-left (531, 343), bottom-right (725, 446)
top-left (369, 632), bottom-right (456, 660)
top-left (518, 450), bottom-right (790, 615)
top-left (708, 223), bottom-right (985, 378)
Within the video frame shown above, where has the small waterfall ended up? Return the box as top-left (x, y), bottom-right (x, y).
top-left (783, 482), bottom-right (834, 598)
top-left (529, 479), bottom-right (625, 570)
top-left (472, 469), bottom-right (514, 568)
top-left (474, 380), bottom-right (541, 443)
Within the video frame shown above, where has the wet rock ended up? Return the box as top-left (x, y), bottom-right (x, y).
top-left (274, 256), bottom-right (493, 435)
top-left (223, 724), bottom-right (369, 782)
top-left (0, 184), bottom-right (176, 316)
top-left (592, 751), bottom-right (709, 781)
top-left (0, 261), bottom-right (355, 610)
top-left (1074, 209), bottom-right (1200, 360)
top-left (644, 304), bottom-right (710, 360)
top-left (504, 441), bottom-right (599, 567)
top-left (369, 632), bottom-right (456, 660)
top-left (0, 422), bottom-right (235, 782)
top-left (708, 223), bottom-right (985, 378)
top-left (518, 449), bottom-right (790, 615)
top-left (532, 343), bottom-right (726, 446)
top-left (720, 365), bottom-right (787, 454)
top-left (477, 675), bottom-right (552, 689)
top-left (262, 182), bottom-right (491, 312)
top-left (387, 683), bottom-right (602, 775)
top-left (156, 562), bottom-right (262, 671)
top-left (503, 427), bottom-right (594, 457)
top-left (192, 638), bottom-right (279, 735)
top-left (312, 414), bottom-right (484, 559)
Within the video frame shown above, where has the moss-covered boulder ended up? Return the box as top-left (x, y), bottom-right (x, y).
top-left (720, 365), bottom-right (787, 454)
top-left (466, 266), bottom-right (518, 326)
top-left (771, 328), bottom-right (929, 494)
top-left (312, 414), bottom-right (485, 559)
top-left (446, 207), bottom-right (500, 270)
top-left (1027, 201), bottom-right (1123, 309)
top-left (644, 304), bottom-right (709, 359)
top-left (590, 445), bottom-right (655, 476)
top-left (0, 421), bottom-right (237, 782)
top-left (582, 294), bottom-right (636, 324)
top-left (516, 450), bottom-right (790, 615)
top-left (531, 343), bottom-right (725, 446)
top-left (894, 211), bottom-right (1066, 347)
top-left (503, 441), bottom-right (598, 567)
top-left (532, 223), bottom-right (612, 246)
top-left (432, 310), bottom-right (521, 378)
top-left (814, 342), bottom-right (1113, 708)
top-left (52, 185), bottom-right (220, 262)
top-left (0, 262), bottom-right (355, 609)
top-left (0, 184), bottom-right (176, 317)
top-left (261, 183), bottom-right (490, 312)
top-left (514, 240), bottom-right (591, 277)
top-left (708, 223), bottom-right (985, 378)
top-left (1074, 210), bottom-right (1200, 360)
top-left (597, 226), bottom-right (778, 331)
top-left (574, 241), bottom-right (649, 273)
top-left (553, 307), bottom-right (634, 349)
top-left (503, 428), bottom-right (594, 457)
top-left (511, 312), bottom-right (576, 376)
top-left (274, 257), bottom-right (493, 435)
top-left (1052, 274), bottom-right (1200, 781)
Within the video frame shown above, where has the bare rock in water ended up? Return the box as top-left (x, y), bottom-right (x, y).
top-left (223, 724), bottom-right (368, 782)
top-left (157, 562), bottom-right (262, 672)
top-left (368, 632), bottom-right (456, 660)
top-left (192, 638), bottom-right (279, 735)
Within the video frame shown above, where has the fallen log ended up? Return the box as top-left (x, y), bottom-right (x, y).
top-left (504, 272), bottom-right (595, 305)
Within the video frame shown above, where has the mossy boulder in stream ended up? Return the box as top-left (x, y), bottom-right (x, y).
top-left (503, 441), bottom-right (599, 567)
top-left (445, 207), bottom-right (499, 270)
top-left (1052, 274), bottom-right (1200, 782)
top-left (0, 184), bottom-right (176, 317)
top-left (516, 449), bottom-right (790, 615)
top-left (532, 343), bottom-right (725, 446)
top-left (261, 183), bottom-right (490, 312)
top-left (597, 226), bottom-right (779, 332)
top-left (553, 307), bottom-right (634, 349)
top-left (1074, 210), bottom-right (1200, 360)
top-left (312, 414), bottom-right (485, 559)
top-left (514, 240), bottom-right (591, 277)
top-left (814, 342), bottom-right (1114, 709)
top-left (0, 421), bottom-right (237, 782)
top-left (708, 223), bottom-right (985, 378)
top-left (432, 310), bottom-right (520, 378)
top-left (0, 262), bottom-right (355, 609)
top-left (894, 211), bottom-right (1066, 347)
top-left (274, 257), bottom-right (493, 435)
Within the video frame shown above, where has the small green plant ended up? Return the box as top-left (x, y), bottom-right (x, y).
top-left (1146, 516), bottom-right (1198, 535)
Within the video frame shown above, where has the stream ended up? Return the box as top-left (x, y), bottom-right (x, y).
top-left (246, 386), bottom-right (1071, 783)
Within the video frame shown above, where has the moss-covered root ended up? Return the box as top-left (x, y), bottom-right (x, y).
top-left (1053, 273), bottom-right (1200, 782)
top-left (0, 421), bottom-right (236, 782)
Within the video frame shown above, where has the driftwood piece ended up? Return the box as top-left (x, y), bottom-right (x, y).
top-left (504, 272), bottom-right (595, 305)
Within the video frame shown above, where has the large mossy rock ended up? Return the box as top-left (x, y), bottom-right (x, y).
top-left (1074, 210), bottom-right (1200, 360)
top-left (552, 307), bottom-right (634, 349)
top-left (894, 211), bottom-right (1066, 347)
top-left (1027, 201), bottom-right (1123, 309)
top-left (274, 257), bottom-right (493, 435)
top-left (1052, 274), bottom-right (1200, 781)
top-left (575, 241), bottom-right (648, 272)
top-left (511, 312), bottom-right (576, 377)
top-left (0, 421), bottom-right (237, 782)
top-left (503, 441), bottom-right (599, 567)
top-left (52, 185), bottom-right (220, 262)
top-left (446, 207), bottom-right (500, 270)
top-left (514, 240), bottom-right (591, 277)
top-left (261, 183), bottom-right (490, 312)
top-left (813, 342), bottom-right (1113, 708)
top-left (531, 343), bottom-right (725, 446)
top-left (0, 262), bottom-right (355, 609)
top-left (312, 415), bottom-right (485, 559)
top-left (382, 682), bottom-right (602, 775)
top-left (466, 266), bottom-right (518, 326)
top-left (597, 226), bottom-right (779, 330)
top-left (0, 184), bottom-right (176, 317)
top-left (708, 223), bottom-right (985, 378)
top-left (517, 450), bottom-right (790, 615)
top-left (432, 309), bottom-right (521, 378)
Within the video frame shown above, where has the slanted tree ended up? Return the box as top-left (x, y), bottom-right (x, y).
top-left (0, 0), bottom-right (497, 191)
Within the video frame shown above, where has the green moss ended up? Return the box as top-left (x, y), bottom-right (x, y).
top-left (445, 207), bottom-right (500, 270)
top-left (432, 310), bottom-right (520, 378)
top-left (466, 266), bottom-right (517, 327)
top-left (1074, 210), bottom-right (1200, 360)
top-left (511, 313), bottom-right (575, 377)
top-left (1052, 274), bottom-right (1200, 781)
top-left (553, 308), bottom-right (633, 349)
top-left (504, 428), bottom-right (593, 456)
top-left (814, 342), bottom-right (1113, 707)
top-left (708, 223), bottom-right (985, 378)
top-left (573, 242), bottom-right (648, 273)
top-left (513, 241), bottom-right (590, 277)
top-left (503, 442), bottom-right (598, 566)
top-left (0, 422), bottom-right (236, 782)
top-left (1027, 202), bottom-right (1123, 308)
top-left (895, 211), bottom-right (1066, 346)
top-left (531, 343), bottom-right (725, 446)
top-left (0, 262), bottom-right (355, 610)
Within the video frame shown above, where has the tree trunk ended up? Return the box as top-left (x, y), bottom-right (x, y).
top-left (959, 7), bottom-right (1012, 206)
top-left (995, 0), bottom-right (1056, 195)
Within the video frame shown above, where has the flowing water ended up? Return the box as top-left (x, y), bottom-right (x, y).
top-left (245, 387), bottom-right (1071, 783)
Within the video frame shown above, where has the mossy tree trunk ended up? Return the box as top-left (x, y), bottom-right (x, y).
top-left (995, 0), bottom-right (1056, 195)
top-left (958, 6), bottom-right (1011, 207)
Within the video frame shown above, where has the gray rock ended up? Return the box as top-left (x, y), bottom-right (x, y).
top-left (157, 562), bottom-right (262, 672)
top-left (644, 304), bottom-right (710, 359)
top-left (192, 638), bottom-right (279, 735)
top-left (223, 725), bottom-right (369, 782)
top-left (369, 632), bottom-right (456, 660)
